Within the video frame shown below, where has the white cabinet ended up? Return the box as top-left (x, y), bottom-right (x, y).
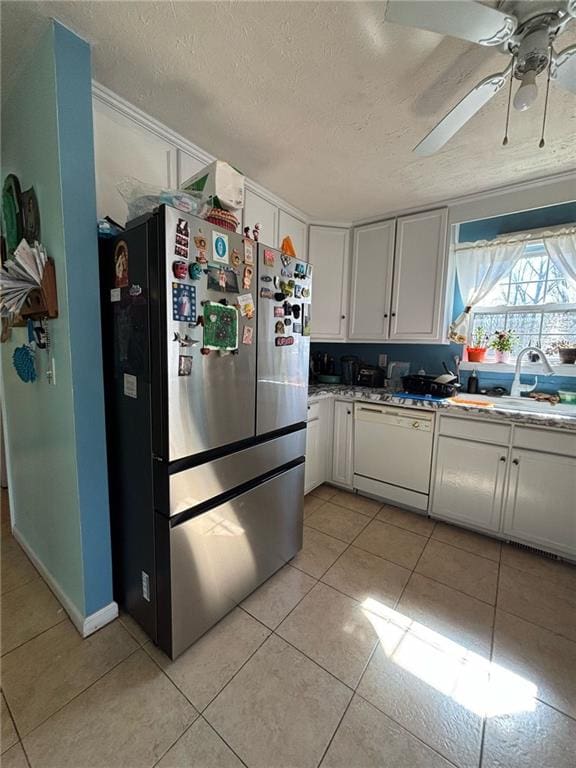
top-left (177, 150), bottom-right (207, 187)
top-left (309, 226), bottom-right (350, 341)
top-left (92, 100), bottom-right (177, 225)
top-left (432, 417), bottom-right (576, 560)
top-left (349, 220), bottom-right (395, 341)
top-left (503, 448), bottom-right (576, 558)
top-left (305, 417), bottom-right (322, 494)
top-left (389, 208), bottom-right (449, 342)
top-left (332, 401), bottom-right (354, 488)
top-left (278, 210), bottom-right (307, 262)
top-left (432, 436), bottom-right (507, 533)
top-left (243, 189), bottom-right (278, 248)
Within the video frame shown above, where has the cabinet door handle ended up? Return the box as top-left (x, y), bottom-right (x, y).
top-left (391, 312), bottom-right (396, 317)
top-left (499, 456), bottom-right (506, 462)
top-left (384, 313), bottom-right (388, 319)
top-left (341, 315), bottom-right (346, 320)
top-left (347, 410), bottom-right (351, 415)
top-left (512, 458), bottom-right (519, 465)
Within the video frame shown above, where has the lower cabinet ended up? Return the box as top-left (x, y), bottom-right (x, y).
top-left (332, 400), bottom-right (354, 488)
top-left (431, 417), bottom-right (576, 560)
top-left (304, 417), bottom-right (322, 494)
top-left (432, 435), bottom-right (507, 533)
top-left (503, 448), bottom-right (576, 557)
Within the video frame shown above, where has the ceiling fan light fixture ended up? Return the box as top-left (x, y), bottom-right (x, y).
top-left (513, 69), bottom-right (539, 111)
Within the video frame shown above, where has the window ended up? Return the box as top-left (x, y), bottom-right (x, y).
top-left (471, 241), bottom-right (576, 357)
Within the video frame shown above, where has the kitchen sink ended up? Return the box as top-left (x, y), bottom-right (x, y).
top-left (450, 394), bottom-right (576, 417)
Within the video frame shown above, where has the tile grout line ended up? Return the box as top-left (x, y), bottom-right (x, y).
top-left (2, 692), bottom-right (33, 768)
top-left (1, 616), bottom-right (69, 660)
top-left (13, 645), bottom-right (143, 747)
top-left (477, 535), bottom-right (503, 768)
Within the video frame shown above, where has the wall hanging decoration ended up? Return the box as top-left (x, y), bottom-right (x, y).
top-left (2, 174), bottom-right (23, 256)
top-left (0, 238), bottom-right (58, 321)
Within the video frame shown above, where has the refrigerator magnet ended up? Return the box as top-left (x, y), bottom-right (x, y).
top-left (231, 248), bottom-right (241, 267)
top-left (243, 238), bottom-right (254, 265)
top-left (189, 262), bottom-right (202, 280)
top-left (242, 265), bottom-right (253, 290)
top-left (263, 249), bottom-right (275, 266)
top-left (172, 260), bottom-right (188, 279)
top-left (175, 218), bottom-right (190, 259)
top-left (212, 232), bottom-right (229, 264)
top-left (207, 266), bottom-right (239, 293)
top-left (274, 306), bottom-right (284, 318)
top-left (172, 283), bottom-right (197, 322)
top-left (114, 240), bottom-right (129, 288)
top-left (294, 285), bottom-right (303, 298)
top-left (123, 373), bottom-right (137, 398)
top-left (260, 287), bottom-right (274, 299)
top-left (275, 336), bottom-right (294, 347)
top-left (274, 320), bottom-right (285, 334)
top-left (236, 293), bottom-right (255, 319)
top-left (293, 322), bottom-right (302, 334)
top-left (178, 355), bottom-right (193, 376)
top-left (242, 325), bottom-right (254, 345)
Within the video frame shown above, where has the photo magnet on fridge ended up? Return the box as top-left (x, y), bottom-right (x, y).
top-left (114, 240), bottom-right (129, 288)
top-left (172, 283), bottom-right (197, 322)
top-left (175, 218), bottom-right (190, 259)
top-left (212, 232), bottom-right (229, 264)
top-left (242, 325), bottom-right (254, 345)
top-left (178, 355), bottom-right (193, 376)
top-left (207, 265), bottom-right (239, 293)
top-left (263, 249), bottom-right (275, 266)
top-left (243, 238), bottom-right (254, 265)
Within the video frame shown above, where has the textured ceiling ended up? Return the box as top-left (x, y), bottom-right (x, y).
top-left (2, 1), bottom-right (575, 219)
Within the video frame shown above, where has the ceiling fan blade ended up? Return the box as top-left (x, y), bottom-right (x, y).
top-left (414, 64), bottom-right (512, 156)
top-left (385, 1), bottom-right (517, 46)
top-left (551, 45), bottom-right (576, 95)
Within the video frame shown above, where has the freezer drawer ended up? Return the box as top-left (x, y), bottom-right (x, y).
top-left (168, 463), bottom-right (304, 658)
top-left (169, 429), bottom-right (306, 516)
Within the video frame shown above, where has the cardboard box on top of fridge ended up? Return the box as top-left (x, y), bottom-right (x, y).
top-left (180, 161), bottom-right (244, 211)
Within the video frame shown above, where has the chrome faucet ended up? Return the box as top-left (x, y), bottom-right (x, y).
top-left (510, 346), bottom-right (555, 398)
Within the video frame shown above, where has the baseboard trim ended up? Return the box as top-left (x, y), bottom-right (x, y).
top-left (12, 528), bottom-right (118, 637)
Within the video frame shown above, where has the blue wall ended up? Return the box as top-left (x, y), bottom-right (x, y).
top-left (312, 202), bottom-right (576, 391)
top-left (1, 22), bottom-right (113, 621)
top-left (459, 202), bottom-right (576, 242)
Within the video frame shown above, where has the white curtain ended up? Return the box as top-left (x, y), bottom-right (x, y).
top-left (542, 230), bottom-right (576, 286)
top-left (449, 239), bottom-right (526, 344)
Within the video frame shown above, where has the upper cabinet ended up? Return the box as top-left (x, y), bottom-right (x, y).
top-left (389, 208), bottom-right (449, 342)
top-left (347, 207), bottom-right (451, 344)
top-left (278, 209), bottom-right (308, 262)
top-left (93, 101), bottom-right (177, 225)
top-left (349, 220), bottom-right (395, 341)
top-left (309, 226), bottom-right (349, 341)
top-left (178, 151), bottom-right (208, 187)
top-left (243, 189), bottom-right (278, 248)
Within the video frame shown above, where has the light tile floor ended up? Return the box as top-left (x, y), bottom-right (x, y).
top-left (2, 485), bottom-right (576, 767)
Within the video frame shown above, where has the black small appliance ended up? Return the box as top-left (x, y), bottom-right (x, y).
top-left (358, 364), bottom-right (384, 387)
top-left (340, 355), bottom-right (360, 385)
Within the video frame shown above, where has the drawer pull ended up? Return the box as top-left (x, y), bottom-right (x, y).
top-left (500, 456), bottom-right (506, 462)
top-left (512, 458), bottom-right (520, 465)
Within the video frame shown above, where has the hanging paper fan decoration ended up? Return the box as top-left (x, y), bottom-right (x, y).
top-left (13, 344), bottom-right (36, 383)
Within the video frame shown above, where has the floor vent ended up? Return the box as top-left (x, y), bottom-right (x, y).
top-left (507, 540), bottom-right (562, 561)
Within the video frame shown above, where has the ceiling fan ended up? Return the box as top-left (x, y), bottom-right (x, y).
top-left (384, 1), bottom-right (576, 155)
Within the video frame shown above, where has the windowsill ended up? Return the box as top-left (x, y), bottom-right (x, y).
top-left (460, 362), bottom-right (576, 377)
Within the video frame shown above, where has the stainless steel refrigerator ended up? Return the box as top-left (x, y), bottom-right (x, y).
top-left (99, 205), bottom-right (311, 658)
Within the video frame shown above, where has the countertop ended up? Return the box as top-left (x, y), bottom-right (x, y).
top-left (308, 385), bottom-right (576, 432)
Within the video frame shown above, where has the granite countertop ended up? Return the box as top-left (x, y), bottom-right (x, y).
top-left (308, 385), bottom-right (576, 432)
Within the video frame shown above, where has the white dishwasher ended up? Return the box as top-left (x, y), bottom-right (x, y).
top-left (354, 402), bottom-right (435, 511)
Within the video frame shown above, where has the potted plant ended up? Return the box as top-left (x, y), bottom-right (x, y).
top-left (467, 327), bottom-right (489, 363)
top-left (546, 339), bottom-right (576, 364)
top-left (489, 329), bottom-right (517, 363)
